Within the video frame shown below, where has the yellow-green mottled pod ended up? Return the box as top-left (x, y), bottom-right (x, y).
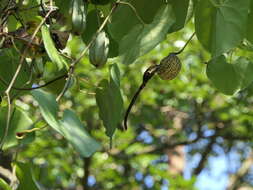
top-left (157, 53), bottom-right (181, 80)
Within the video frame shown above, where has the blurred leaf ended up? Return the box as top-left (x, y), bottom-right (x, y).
top-left (109, 64), bottom-right (121, 87)
top-left (61, 110), bottom-right (102, 157)
top-left (168, 0), bottom-right (190, 32)
top-left (195, 0), bottom-right (250, 57)
top-left (234, 57), bottom-right (253, 90)
top-left (82, 10), bottom-right (100, 44)
top-left (16, 162), bottom-right (40, 190)
top-left (246, 0), bottom-right (253, 44)
top-left (107, 1), bottom-right (140, 41)
top-left (206, 55), bottom-right (240, 95)
top-left (90, 0), bottom-right (111, 5)
top-left (119, 5), bottom-right (175, 64)
top-left (130, 0), bottom-right (165, 24)
top-left (0, 107), bottom-right (33, 150)
top-left (41, 25), bottom-right (67, 70)
top-left (32, 89), bottom-right (101, 157)
top-left (106, 27), bottom-right (119, 58)
top-left (31, 90), bottom-right (59, 132)
top-left (0, 49), bottom-right (32, 96)
top-left (95, 64), bottom-right (123, 137)
top-left (0, 178), bottom-right (12, 190)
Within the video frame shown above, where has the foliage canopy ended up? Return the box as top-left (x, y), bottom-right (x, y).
top-left (0, 0), bottom-right (253, 189)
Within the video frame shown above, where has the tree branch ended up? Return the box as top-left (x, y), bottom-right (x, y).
top-left (226, 151), bottom-right (253, 190)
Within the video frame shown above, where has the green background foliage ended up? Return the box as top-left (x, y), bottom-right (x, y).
top-left (0, 0), bottom-right (253, 189)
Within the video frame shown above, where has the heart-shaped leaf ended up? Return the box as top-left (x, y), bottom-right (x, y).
top-left (195, 0), bottom-right (250, 57)
top-left (206, 55), bottom-right (240, 95)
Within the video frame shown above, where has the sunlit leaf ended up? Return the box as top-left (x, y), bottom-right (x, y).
top-left (61, 110), bottom-right (101, 157)
top-left (41, 25), bottom-right (67, 70)
top-left (0, 178), bottom-right (12, 190)
top-left (119, 5), bottom-right (175, 64)
top-left (32, 90), bottom-right (59, 132)
top-left (195, 0), bottom-right (250, 57)
top-left (32, 89), bottom-right (101, 157)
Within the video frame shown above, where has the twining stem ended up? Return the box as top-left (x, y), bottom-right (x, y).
top-left (175, 32), bottom-right (195, 55)
top-left (117, 1), bottom-right (145, 25)
top-left (16, 125), bottom-right (47, 139)
top-left (0, 74), bottom-right (67, 91)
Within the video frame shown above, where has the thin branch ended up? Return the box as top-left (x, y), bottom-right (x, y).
top-left (117, 1), bottom-right (145, 25)
top-left (226, 151), bottom-right (253, 190)
top-left (0, 9), bottom-right (53, 150)
top-left (82, 157), bottom-right (92, 190)
top-left (56, 1), bottom-right (119, 101)
top-left (0, 74), bottom-right (67, 91)
top-left (175, 32), bottom-right (195, 55)
top-left (193, 132), bottom-right (217, 175)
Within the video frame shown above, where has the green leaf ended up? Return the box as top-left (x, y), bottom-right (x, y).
top-left (41, 25), bottom-right (67, 70)
top-left (119, 5), bottom-right (175, 64)
top-left (0, 107), bottom-right (33, 150)
top-left (109, 63), bottom-right (121, 87)
top-left (82, 10), bottom-right (100, 44)
top-left (246, 0), bottom-right (253, 44)
top-left (31, 89), bottom-right (101, 157)
top-left (195, 0), bottom-right (250, 57)
top-left (71, 0), bottom-right (87, 34)
top-left (0, 49), bottom-right (32, 96)
top-left (168, 0), bottom-right (190, 33)
top-left (107, 2), bottom-right (140, 42)
top-left (0, 178), bottom-right (12, 190)
top-left (234, 57), bottom-right (253, 90)
top-left (90, 0), bottom-right (111, 5)
top-left (61, 110), bottom-right (101, 157)
top-left (130, 0), bottom-right (165, 24)
top-left (95, 64), bottom-right (123, 137)
top-left (206, 55), bottom-right (240, 95)
top-left (106, 27), bottom-right (119, 58)
top-left (31, 90), bottom-right (59, 132)
top-left (16, 163), bottom-right (40, 190)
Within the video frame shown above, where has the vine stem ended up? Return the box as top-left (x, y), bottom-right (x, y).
top-left (56, 1), bottom-right (119, 101)
top-left (175, 32), bottom-right (195, 55)
top-left (0, 7), bottom-right (53, 149)
top-left (0, 74), bottom-right (67, 91)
